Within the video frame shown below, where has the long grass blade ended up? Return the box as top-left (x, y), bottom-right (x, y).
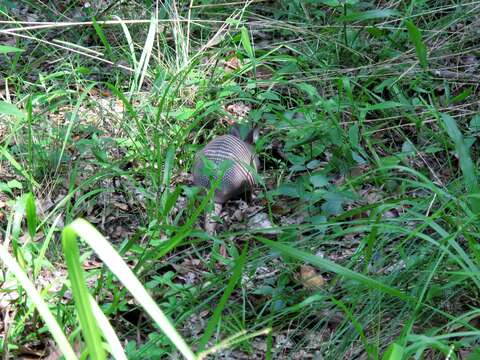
top-left (197, 243), bottom-right (248, 352)
top-left (68, 219), bottom-right (196, 360)
top-left (440, 113), bottom-right (480, 214)
top-left (88, 295), bottom-right (128, 360)
top-left (133, 15), bottom-right (157, 93)
top-left (0, 245), bottom-right (78, 360)
top-left (62, 226), bottom-right (106, 360)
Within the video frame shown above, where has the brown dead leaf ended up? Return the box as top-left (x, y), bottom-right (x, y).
top-left (42, 340), bottom-right (63, 360)
top-left (226, 102), bottom-right (251, 119)
top-left (220, 244), bottom-right (228, 258)
top-left (83, 260), bottom-right (102, 270)
top-left (0, 194), bottom-right (7, 221)
top-left (18, 232), bottom-right (44, 244)
top-left (255, 65), bottom-right (273, 80)
top-left (0, 123), bottom-right (7, 139)
top-left (300, 265), bottom-right (325, 290)
top-left (0, 193), bottom-right (8, 207)
top-left (16, 347), bottom-right (45, 359)
top-left (0, 282), bottom-right (19, 308)
top-left (173, 258), bottom-right (202, 275)
top-left (271, 202), bottom-right (290, 215)
top-left (224, 56), bottom-right (242, 72)
top-left (113, 201), bottom-right (129, 211)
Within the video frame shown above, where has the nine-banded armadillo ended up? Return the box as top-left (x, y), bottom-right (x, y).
top-left (193, 124), bottom-right (260, 205)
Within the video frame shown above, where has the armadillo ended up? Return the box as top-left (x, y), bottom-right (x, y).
top-left (193, 124), bottom-right (260, 204)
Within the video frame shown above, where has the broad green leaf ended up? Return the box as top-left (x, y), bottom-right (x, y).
top-left (25, 193), bottom-right (37, 238)
top-left (257, 91), bottom-right (280, 101)
top-left (241, 27), bottom-right (254, 59)
top-left (296, 83), bottom-right (319, 100)
top-left (8, 179), bottom-right (23, 189)
top-left (272, 183), bottom-right (300, 198)
top-left (348, 123), bottom-right (360, 147)
top-left (467, 347), bottom-right (480, 360)
top-left (401, 141), bottom-right (415, 154)
top-left (0, 101), bottom-right (25, 118)
top-left (469, 114), bottom-right (480, 132)
top-left (320, 0), bottom-right (341, 5)
top-left (310, 174), bottom-right (329, 188)
top-left (382, 343), bottom-right (404, 360)
top-left (341, 9), bottom-right (399, 22)
top-left (450, 87), bottom-right (472, 104)
top-left (0, 45), bottom-right (24, 53)
top-left (321, 192), bottom-right (346, 215)
top-left (0, 183), bottom-right (13, 196)
top-left (406, 20), bottom-right (428, 69)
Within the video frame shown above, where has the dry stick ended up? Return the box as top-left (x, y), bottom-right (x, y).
top-left (426, 194), bottom-right (438, 217)
top-left (0, 14), bottom-right (474, 33)
top-left (0, 19), bottom-right (225, 34)
top-left (2, 31), bottom-right (136, 74)
top-left (170, 0), bottom-right (186, 70)
top-left (186, 0), bottom-right (195, 56)
top-left (190, 0), bottom-right (270, 8)
top-left (52, 39), bottom-right (104, 56)
top-left (1, 19), bottom-right (454, 33)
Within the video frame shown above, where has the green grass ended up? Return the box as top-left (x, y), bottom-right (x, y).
top-left (1, 1), bottom-right (480, 359)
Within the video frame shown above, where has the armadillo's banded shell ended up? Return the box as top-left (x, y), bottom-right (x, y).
top-left (193, 134), bottom-right (259, 204)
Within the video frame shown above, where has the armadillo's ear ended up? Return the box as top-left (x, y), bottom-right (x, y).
top-left (245, 127), bottom-right (259, 144)
top-left (230, 123), bottom-right (259, 143)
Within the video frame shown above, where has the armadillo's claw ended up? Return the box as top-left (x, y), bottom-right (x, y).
top-left (204, 203), bottom-right (223, 235)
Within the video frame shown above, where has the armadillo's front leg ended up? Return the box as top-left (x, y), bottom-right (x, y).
top-left (204, 202), bottom-right (223, 235)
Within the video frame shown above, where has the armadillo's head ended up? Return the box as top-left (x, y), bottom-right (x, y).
top-left (229, 123), bottom-right (260, 171)
top-left (229, 123), bottom-right (259, 145)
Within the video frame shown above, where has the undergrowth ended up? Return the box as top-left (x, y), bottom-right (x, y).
top-left (1, 1), bottom-right (480, 359)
